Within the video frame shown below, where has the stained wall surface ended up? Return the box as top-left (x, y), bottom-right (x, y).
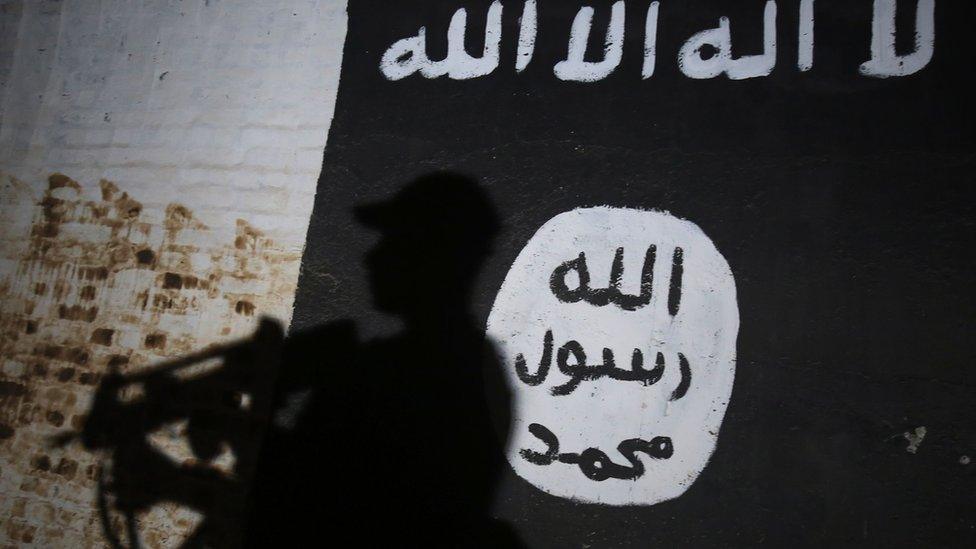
top-left (0, 1), bottom-right (347, 546)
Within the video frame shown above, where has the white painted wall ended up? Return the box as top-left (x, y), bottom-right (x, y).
top-left (0, 1), bottom-right (347, 546)
top-left (1, 0), bottom-right (345, 255)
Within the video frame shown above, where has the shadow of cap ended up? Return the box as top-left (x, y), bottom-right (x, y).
top-left (354, 172), bottom-right (500, 249)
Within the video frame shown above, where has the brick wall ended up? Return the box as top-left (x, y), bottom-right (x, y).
top-left (0, 1), bottom-right (347, 546)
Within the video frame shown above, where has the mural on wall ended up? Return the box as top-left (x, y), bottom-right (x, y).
top-left (487, 207), bottom-right (737, 505)
top-left (379, 0), bottom-right (936, 81)
top-left (290, 0), bottom-right (976, 544)
top-left (6, 0), bottom-right (974, 546)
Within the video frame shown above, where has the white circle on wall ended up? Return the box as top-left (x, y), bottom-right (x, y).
top-left (486, 206), bottom-right (738, 505)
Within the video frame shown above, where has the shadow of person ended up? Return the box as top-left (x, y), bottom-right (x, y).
top-left (245, 173), bottom-right (520, 547)
top-left (56, 173), bottom-right (517, 547)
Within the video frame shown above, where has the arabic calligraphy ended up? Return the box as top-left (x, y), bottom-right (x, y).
top-left (861, 0), bottom-right (935, 78)
top-left (550, 245), bottom-right (683, 313)
top-left (553, 1), bottom-right (626, 82)
top-left (514, 329), bottom-right (691, 398)
top-left (380, 0), bottom-right (504, 80)
top-left (678, 1), bottom-right (777, 80)
top-left (380, 0), bottom-right (936, 82)
top-left (520, 423), bottom-right (673, 481)
top-left (487, 207), bottom-right (739, 504)
top-left (667, 247), bottom-right (683, 316)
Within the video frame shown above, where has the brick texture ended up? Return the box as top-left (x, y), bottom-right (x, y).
top-left (0, 1), bottom-right (347, 546)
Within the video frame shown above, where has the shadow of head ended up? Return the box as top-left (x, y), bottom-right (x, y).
top-left (356, 172), bottom-right (499, 317)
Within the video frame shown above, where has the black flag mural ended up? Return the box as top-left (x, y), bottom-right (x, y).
top-left (287, 0), bottom-right (976, 546)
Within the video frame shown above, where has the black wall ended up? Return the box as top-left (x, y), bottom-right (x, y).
top-left (292, 1), bottom-right (976, 546)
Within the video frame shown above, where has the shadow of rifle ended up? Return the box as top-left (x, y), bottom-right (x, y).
top-left (51, 318), bottom-right (284, 549)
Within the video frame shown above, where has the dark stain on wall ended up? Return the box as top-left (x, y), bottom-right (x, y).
top-left (0, 169), bottom-right (302, 546)
top-left (45, 410), bottom-right (64, 427)
top-left (135, 248), bottom-right (156, 266)
top-left (235, 300), bottom-right (255, 316)
top-left (143, 333), bottom-right (166, 350)
top-left (90, 328), bottom-right (113, 346)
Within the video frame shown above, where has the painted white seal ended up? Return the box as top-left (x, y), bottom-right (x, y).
top-left (487, 207), bottom-right (738, 505)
